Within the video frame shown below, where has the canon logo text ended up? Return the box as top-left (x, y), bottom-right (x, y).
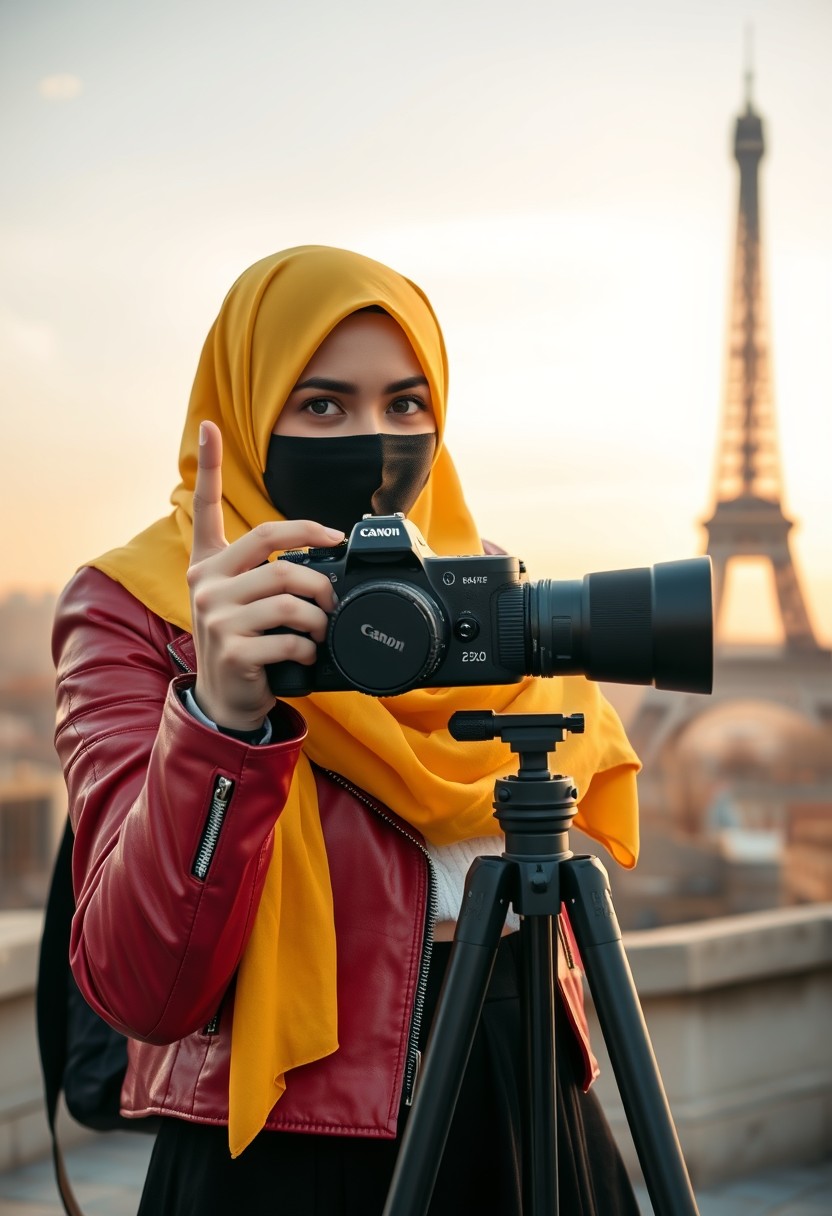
top-left (360, 624), bottom-right (405, 653)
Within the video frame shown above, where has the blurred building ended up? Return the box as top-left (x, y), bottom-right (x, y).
top-left (0, 592), bottom-right (61, 910)
top-left (784, 801), bottom-right (832, 904)
top-left (0, 762), bottom-right (64, 910)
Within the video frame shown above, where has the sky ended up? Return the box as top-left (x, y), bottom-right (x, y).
top-left (1, 0), bottom-right (830, 645)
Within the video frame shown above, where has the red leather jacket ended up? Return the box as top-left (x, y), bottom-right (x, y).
top-left (53, 567), bottom-right (598, 1138)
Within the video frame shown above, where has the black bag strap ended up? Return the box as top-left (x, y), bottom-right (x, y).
top-left (36, 817), bottom-right (86, 1216)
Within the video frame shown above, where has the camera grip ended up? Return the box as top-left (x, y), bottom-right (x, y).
top-left (266, 657), bottom-right (314, 697)
top-left (264, 623), bottom-right (315, 697)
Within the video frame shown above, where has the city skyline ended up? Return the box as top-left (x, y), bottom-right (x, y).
top-left (2, 0), bottom-right (830, 644)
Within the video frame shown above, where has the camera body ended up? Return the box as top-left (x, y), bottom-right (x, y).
top-left (267, 514), bottom-right (526, 697)
top-left (266, 513), bottom-right (714, 699)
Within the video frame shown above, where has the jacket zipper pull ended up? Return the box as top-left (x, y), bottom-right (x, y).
top-left (203, 1010), bottom-right (221, 1036)
top-left (406, 1050), bottom-right (422, 1107)
top-left (192, 775), bottom-right (234, 880)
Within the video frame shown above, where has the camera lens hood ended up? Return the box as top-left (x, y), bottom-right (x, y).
top-left (508, 556), bottom-right (713, 693)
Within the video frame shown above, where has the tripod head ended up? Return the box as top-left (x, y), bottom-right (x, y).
top-left (449, 710), bottom-right (585, 849)
top-left (448, 710), bottom-right (584, 778)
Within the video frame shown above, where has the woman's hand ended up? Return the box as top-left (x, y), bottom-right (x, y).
top-left (187, 421), bottom-right (344, 731)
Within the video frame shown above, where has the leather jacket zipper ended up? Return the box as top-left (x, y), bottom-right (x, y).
top-left (193, 775), bottom-right (234, 880)
top-left (167, 640), bottom-right (193, 674)
top-left (324, 769), bottom-right (437, 1107)
top-left (167, 642), bottom-right (235, 882)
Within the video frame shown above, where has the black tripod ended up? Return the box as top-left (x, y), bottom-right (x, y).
top-left (382, 711), bottom-right (700, 1216)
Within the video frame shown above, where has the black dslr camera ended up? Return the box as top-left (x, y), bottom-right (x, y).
top-left (266, 514), bottom-right (713, 698)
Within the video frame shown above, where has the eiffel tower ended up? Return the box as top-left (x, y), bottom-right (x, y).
top-left (628, 79), bottom-right (832, 778)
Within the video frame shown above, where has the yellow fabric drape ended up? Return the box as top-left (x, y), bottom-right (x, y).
top-left (88, 246), bottom-right (640, 1157)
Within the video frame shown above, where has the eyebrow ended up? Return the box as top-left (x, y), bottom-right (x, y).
top-left (385, 375), bottom-right (430, 394)
top-left (292, 374), bottom-right (430, 395)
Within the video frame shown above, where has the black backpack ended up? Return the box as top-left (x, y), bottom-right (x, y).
top-left (36, 818), bottom-right (158, 1216)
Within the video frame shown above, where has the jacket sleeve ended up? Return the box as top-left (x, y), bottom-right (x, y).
top-left (53, 567), bottom-right (307, 1045)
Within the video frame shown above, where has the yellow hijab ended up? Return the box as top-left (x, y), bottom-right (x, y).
top-left (90, 246), bottom-right (640, 1156)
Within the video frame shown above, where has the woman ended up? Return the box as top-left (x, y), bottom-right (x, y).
top-left (53, 246), bottom-right (642, 1214)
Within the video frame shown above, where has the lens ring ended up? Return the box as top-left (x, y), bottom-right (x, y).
top-left (495, 584), bottom-right (528, 674)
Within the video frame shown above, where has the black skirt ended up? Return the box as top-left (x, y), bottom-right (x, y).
top-left (138, 933), bottom-right (640, 1215)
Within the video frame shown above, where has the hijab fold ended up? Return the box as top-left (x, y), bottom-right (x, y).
top-left (89, 246), bottom-right (640, 1157)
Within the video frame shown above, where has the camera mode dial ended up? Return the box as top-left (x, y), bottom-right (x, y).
top-left (328, 581), bottom-right (446, 695)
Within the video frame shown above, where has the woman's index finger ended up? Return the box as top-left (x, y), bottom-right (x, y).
top-left (191, 421), bottom-right (227, 562)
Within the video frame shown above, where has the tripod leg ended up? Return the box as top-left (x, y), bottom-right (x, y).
top-left (561, 856), bottom-right (700, 1216)
top-left (520, 914), bottom-right (559, 1216)
top-left (382, 857), bottom-right (513, 1216)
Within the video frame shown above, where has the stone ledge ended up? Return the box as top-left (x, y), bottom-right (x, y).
top-left (611, 1062), bottom-right (832, 1125)
top-left (622, 902), bottom-right (832, 994)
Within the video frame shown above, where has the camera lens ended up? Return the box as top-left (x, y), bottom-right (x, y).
top-left (497, 557), bottom-right (712, 694)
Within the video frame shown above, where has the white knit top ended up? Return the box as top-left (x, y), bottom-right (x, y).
top-left (426, 835), bottom-right (520, 930)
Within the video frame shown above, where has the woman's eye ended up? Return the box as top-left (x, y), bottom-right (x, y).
top-left (301, 398), bottom-right (342, 417)
top-left (388, 396), bottom-right (426, 416)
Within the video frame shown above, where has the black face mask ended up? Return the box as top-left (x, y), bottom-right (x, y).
top-left (263, 432), bottom-right (437, 536)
